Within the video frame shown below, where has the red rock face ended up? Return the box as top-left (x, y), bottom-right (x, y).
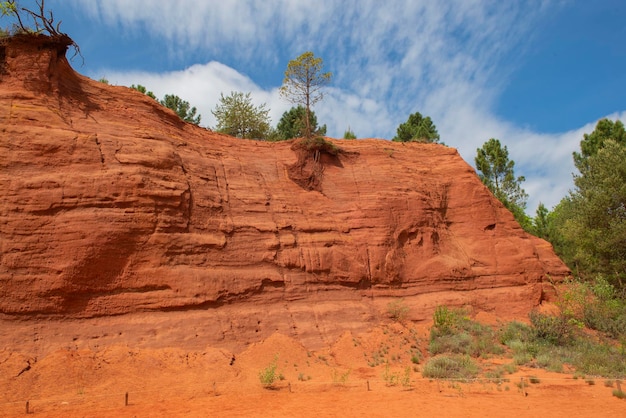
top-left (0, 36), bottom-right (569, 324)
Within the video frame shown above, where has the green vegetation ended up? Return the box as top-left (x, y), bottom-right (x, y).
top-left (130, 84), bottom-right (157, 100)
top-left (279, 51), bottom-right (332, 138)
top-left (532, 119), bottom-right (626, 294)
top-left (475, 138), bottom-right (530, 230)
top-left (429, 306), bottom-right (503, 358)
top-left (273, 105), bottom-right (327, 141)
top-left (0, 1), bottom-right (81, 58)
top-left (211, 91), bottom-right (271, 139)
top-left (130, 86), bottom-right (201, 125)
top-left (392, 111), bottom-right (440, 143)
top-left (330, 368), bottom-right (351, 385)
top-left (1, 0), bottom-right (59, 36)
top-left (387, 298), bottom-right (410, 322)
top-left (160, 94), bottom-right (201, 125)
top-left (499, 311), bottom-right (626, 379)
top-left (422, 355), bottom-right (479, 380)
top-left (343, 127), bottom-right (357, 139)
top-left (258, 355), bottom-right (280, 387)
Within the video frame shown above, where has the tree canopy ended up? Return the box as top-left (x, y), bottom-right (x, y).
top-left (211, 91), bottom-right (271, 139)
top-left (274, 105), bottom-right (326, 141)
top-left (561, 139), bottom-right (626, 283)
top-left (279, 51), bottom-right (332, 138)
top-left (573, 118), bottom-right (625, 169)
top-left (160, 94), bottom-right (201, 125)
top-left (343, 127), bottom-right (356, 139)
top-left (130, 84), bottom-right (157, 100)
top-left (392, 112), bottom-right (440, 143)
top-left (534, 119), bottom-right (626, 290)
top-left (475, 138), bottom-right (529, 229)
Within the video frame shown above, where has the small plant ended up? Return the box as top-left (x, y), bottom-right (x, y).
top-left (432, 305), bottom-right (458, 334)
top-left (382, 363), bottom-right (400, 386)
top-left (529, 376), bottom-right (541, 384)
top-left (612, 389), bottom-right (626, 399)
top-left (397, 366), bottom-right (410, 388)
top-left (604, 380), bottom-right (614, 388)
top-left (259, 355), bottom-right (279, 387)
top-left (585, 378), bottom-right (595, 385)
top-left (387, 298), bottom-right (410, 322)
top-left (297, 372), bottom-right (312, 381)
top-left (330, 368), bottom-right (351, 385)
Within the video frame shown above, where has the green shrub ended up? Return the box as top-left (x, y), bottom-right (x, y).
top-left (432, 306), bottom-right (459, 334)
top-left (613, 389), bottom-right (626, 399)
top-left (529, 311), bottom-right (575, 345)
top-left (422, 355), bottom-right (479, 380)
top-left (429, 312), bottom-right (503, 358)
top-left (387, 299), bottom-right (410, 322)
top-left (259, 355), bottom-right (279, 387)
top-left (499, 321), bottom-right (532, 345)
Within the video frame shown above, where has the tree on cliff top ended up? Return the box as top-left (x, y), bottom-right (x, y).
top-left (1, 1), bottom-right (81, 59)
top-left (475, 138), bottom-right (530, 229)
top-left (279, 52), bottom-right (332, 138)
top-left (160, 94), bottom-right (201, 125)
top-left (1, 0), bottom-right (61, 36)
top-left (130, 84), bottom-right (157, 100)
top-left (273, 105), bottom-right (326, 141)
top-left (392, 112), bottom-right (440, 143)
top-left (212, 91), bottom-right (271, 139)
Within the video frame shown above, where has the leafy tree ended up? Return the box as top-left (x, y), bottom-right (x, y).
top-left (343, 127), bottom-right (357, 139)
top-left (274, 105), bottom-right (326, 141)
top-left (532, 202), bottom-right (550, 240)
top-left (561, 139), bottom-right (626, 285)
top-left (130, 84), bottom-right (157, 100)
top-left (573, 118), bottom-right (625, 169)
top-left (211, 91), bottom-right (271, 139)
top-left (279, 51), bottom-right (332, 138)
top-left (160, 94), bottom-right (201, 125)
top-left (392, 112), bottom-right (440, 143)
top-left (475, 138), bottom-right (530, 229)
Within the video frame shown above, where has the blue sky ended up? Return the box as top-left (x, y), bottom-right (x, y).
top-left (24, 1), bottom-right (626, 213)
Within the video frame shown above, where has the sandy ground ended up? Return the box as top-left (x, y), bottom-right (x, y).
top-left (1, 320), bottom-right (624, 417)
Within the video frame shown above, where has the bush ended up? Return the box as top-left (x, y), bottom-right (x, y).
top-left (429, 310), bottom-right (503, 358)
top-left (259, 356), bottom-right (279, 387)
top-left (432, 306), bottom-right (459, 334)
top-left (613, 389), bottom-right (626, 399)
top-left (387, 299), bottom-right (410, 322)
top-left (422, 355), bottom-right (479, 380)
top-left (559, 276), bottom-right (626, 339)
top-left (499, 321), bottom-right (532, 345)
top-left (529, 311), bottom-right (575, 345)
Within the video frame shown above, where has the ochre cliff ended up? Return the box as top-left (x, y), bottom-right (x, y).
top-left (0, 35), bottom-right (569, 332)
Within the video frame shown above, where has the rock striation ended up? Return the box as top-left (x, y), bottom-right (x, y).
top-left (0, 35), bottom-right (569, 326)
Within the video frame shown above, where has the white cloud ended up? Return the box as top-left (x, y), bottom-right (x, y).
top-left (72, 0), bottom-right (624, 215)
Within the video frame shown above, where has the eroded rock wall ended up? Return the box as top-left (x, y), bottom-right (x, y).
top-left (0, 35), bottom-right (569, 320)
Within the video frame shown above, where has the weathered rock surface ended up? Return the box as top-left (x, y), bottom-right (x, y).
top-left (0, 36), bottom-right (569, 347)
